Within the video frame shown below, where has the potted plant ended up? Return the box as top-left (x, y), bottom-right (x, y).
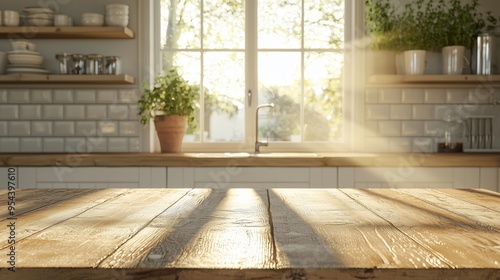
top-left (138, 67), bottom-right (198, 153)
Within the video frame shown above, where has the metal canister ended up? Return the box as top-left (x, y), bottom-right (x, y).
top-left (471, 33), bottom-right (496, 75)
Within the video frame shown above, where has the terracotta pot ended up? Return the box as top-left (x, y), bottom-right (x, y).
top-left (154, 115), bottom-right (187, 153)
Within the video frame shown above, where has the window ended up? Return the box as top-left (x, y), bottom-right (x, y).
top-left (155, 0), bottom-right (358, 152)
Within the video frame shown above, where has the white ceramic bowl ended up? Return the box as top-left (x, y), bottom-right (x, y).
top-left (27, 17), bottom-right (53, 26)
top-left (105, 4), bottom-right (129, 11)
top-left (106, 8), bottom-right (129, 16)
top-left (11, 40), bottom-right (36, 51)
top-left (105, 15), bottom-right (128, 27)
top-left (80, 13), bottom-right (104, 26)
top-left (8, 53), bottom-right (43, 66)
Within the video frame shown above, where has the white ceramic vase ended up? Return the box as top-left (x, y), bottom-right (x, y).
top-left (404, 50), bottom-right (426, 75)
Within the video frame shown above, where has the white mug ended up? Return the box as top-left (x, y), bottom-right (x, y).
top-left (404, 50), bottom-right (426, 75)
top-left (3, 10), bottom-right (20, 27)
top-left (442, 45), bottom-right (468, 75)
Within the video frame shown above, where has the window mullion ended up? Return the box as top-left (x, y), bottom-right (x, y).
top-left (245, 0), bottom-right (258, 147)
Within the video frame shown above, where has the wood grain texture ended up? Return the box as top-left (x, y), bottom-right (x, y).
top-left (341, 189), bottom-right (500, 269)
top-left (269, 189), bottom-right (449, 269)
top-left (0, 188), bottom-right (499, 280)
top-left (134, 188), bottom-right (274, 269)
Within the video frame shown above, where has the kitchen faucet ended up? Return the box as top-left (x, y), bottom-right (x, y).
top-left (255, 103), bottom-right (274, 153)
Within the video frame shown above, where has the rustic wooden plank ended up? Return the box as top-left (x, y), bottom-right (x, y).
top-left (0, 189), bottom-right (190, 268)
top-left (131, 188), bottom-right (274, 269)
top-left (0, 188), bottom-right (131, 249)
top-left (341, 189), bottom-right (500, 269)
top-left (397, 189), bottom-right (500, 231)
top-left (2, 267), bottom-right (499, 280)
top-left (435, 188), bottom-right (500, 212)
top-left (0, 188), bottom-right (94, 221)
top-left (269, 189), bottom-right (449, 270)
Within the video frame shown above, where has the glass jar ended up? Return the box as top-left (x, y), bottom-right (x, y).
top-left (438, 112), bottom-right (465, 153)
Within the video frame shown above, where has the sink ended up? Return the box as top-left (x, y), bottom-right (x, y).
top-left (194, 152), bottom-right (319, 158)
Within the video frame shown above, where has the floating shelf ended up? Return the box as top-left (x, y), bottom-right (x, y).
top-left (369, 75), bottom-right (500, 84)
top-left (0, 74), bottom-right (136, 84)
top-left (0, 26), bottom-right (135, 39)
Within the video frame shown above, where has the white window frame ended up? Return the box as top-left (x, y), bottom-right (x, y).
top-left (141, 0), bottom-right (364, 153)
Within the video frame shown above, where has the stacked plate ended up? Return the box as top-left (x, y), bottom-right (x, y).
top-left (6, 50), bottom-right (50, 75)
top-left (22, 6), bottom-right (55, 26)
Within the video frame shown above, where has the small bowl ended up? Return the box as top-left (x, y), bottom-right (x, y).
top-left (11, 41), bottom-right (36, 51)
top-left (105, 15), bottom-right (128, 27)
top-left (106, 8), bottom-right (129, 16)
top-left (80, 13), bottom-right (104, 26)
top-left (8, 53), bottom-right (43, 66)
top-left (105, 4), bottom-right (129, 11)
top-left (27, 17), bottom-right (53, 26)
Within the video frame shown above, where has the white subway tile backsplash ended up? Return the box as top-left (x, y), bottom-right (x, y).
top-left (364, 121), bottom-right (378, 137)
top-left (0, 138), bottom-right (20, 152)
top-left (97, 90), bottom-right (117, 103)
top-left (86, 105), bottom-right (107, 120)
top-left (424, 121), bottom-right (444, 137)
top-left (74, 90), bottom-right (96, 103)
top-left (0, 90), bottom-right (7, 103)
top-left (119, 90), bottom-right (140, 103)
top-left (99, 121), bottom-right (118, 136)
top-left (43, 138), bottom-right (65, 153)
top-left (0, 105), bottom-right (19, 120)
top-left (364, 137), bottom-right (390, 152)
top-left (412, 138), bottom-right (435, 153)
top-left (75, 121), bottom-right (97, 137)
top-left (86, 137), bottom-right (107, 152)
top-left (402, 89), bottom-right (424, 103)
top-left (389, 138), bottom-right (411, 152)
top-left (402, 121), bottom-right (424, 136)
top-left (43, 105), bottom-right (64, 120)
top-left (471, 87), bottom-right (492, 104)
top-left (108, 138), bottom-right (129, 152)
top-left (412, 105), bottom-right (435, 120)
top-left (424, 89), bottom-right (447, 103)
top-left (129, 137), bottom-right (141, 152)
top-left (32, 121), bottom-right (53, 136)
top-left (119, 121), bottom-right (139, 136)
top-left (434, 105), bottom-right (453, 120)
top-left (379, 89), bottom-right (401, 103)
top-left (390, 105), bottom-right (412, 120)
top-left (64, 105), bottom-right (86, 120)
top-left (53, 90), bottom-right (74, 103)
top-left (65, 138), bottom-right (87, 153)
top-left (366, 105), bottom-right (391, 120)
top-left (128, 105), bottom-right (139, 120)
top-left (108, 105), bottom-right (129, 120)
top-left (9, 121), bottom-right (30, 136)
top-left (0, 122), bottom-right (7, 136)
top-left (365, 89), bottom-right (379, 103)
top-left (54, 121), bottom-right (75, 136)
top-left (8, 90), bottom-right (30, 103)
top-left (378, 121), bottom-right (401, 136)
top-left (447, 89), bottom-right (470, 104)
top-left (31, 90), bottom-right (52, 103)
top-left (20, 105), bottom-right (42, 120)
top-left (21, 138), bottom-right (42, 152)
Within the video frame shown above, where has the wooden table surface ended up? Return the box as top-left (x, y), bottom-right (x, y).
top-left (0, 188), bottom-right (499, 279)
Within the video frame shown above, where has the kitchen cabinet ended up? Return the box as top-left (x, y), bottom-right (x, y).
top-left (0, 26), bottom-right (136, 84)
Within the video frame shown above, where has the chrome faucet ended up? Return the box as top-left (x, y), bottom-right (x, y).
top-left (255, 103), bottom-right (274, 153)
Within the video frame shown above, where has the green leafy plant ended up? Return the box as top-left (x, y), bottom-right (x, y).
top-left (365, 0), bottom-right (402, 51)
top-left (138, 67), bottom-right (198, 129)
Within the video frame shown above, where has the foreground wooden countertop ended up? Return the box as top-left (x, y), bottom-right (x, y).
top-left (2, 152), bottom-right (500, 167)
top-left (0, 188), bottom-right (499, 279)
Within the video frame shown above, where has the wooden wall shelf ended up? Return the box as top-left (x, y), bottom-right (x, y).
top-left (0, 74), bottom-right (136, 84)
top-left (369, 75), bottom-right (500, 84)
top-left (0, 26), bottom-right (135, 39)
